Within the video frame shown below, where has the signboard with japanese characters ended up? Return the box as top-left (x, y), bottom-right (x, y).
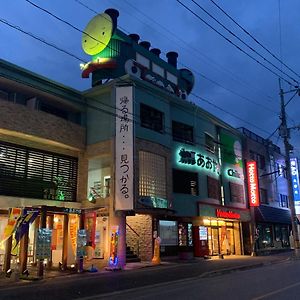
top-left (115, 85), bottom-right (134, 210)
top-left (290, 158), bottom-right (300, 214)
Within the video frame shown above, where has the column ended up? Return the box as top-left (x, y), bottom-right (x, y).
top-left (19, 230), bottom-right (29, 273)
top-left (3, 236), bottom-right (12, 273)
top-left (38, 207), bottom-right (47, 277)
top-left (47, 215), bottom-right (54, 268)
top-left (62, 214), bottom-right (69, 270)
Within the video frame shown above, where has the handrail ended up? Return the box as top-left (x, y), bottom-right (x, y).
top-left (126, 222), bottom-right (140, 237)
top-left (126, 222), bottom-right (140, 257)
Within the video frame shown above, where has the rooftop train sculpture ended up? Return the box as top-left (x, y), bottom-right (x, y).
top-left (81, 8), bottom-right (195, 99)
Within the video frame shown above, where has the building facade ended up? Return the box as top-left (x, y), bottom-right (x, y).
top-left (239, 127), bottom-right (292, 254)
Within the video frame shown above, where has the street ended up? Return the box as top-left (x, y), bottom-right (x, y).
top-left (80, 259), bottom-right (300, 300)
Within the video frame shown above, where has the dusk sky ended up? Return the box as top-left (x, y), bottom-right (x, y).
top-left (1, 0), bottom-right (300, 156)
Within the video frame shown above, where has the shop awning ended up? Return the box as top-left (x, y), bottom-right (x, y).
top-left (255, 205), bottom-right (299, 224)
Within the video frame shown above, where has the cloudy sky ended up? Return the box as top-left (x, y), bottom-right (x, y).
top-left (1, 0), bottom-right (300, 155)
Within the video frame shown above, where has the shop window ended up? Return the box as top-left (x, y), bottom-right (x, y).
top-left (229, 182), bottom-right (244, 203)
top-left (279, 194), bottom-right (289, 208)
top-left (260, 188), bottom-right (268, 204)
top-left (140, 103), bottom-right (164, 133)
top-left (172, 121), bottom-right (194, 144)
top-left (205, 133), bottom-right (215, 153)
top-left (87, 157), bottom-right (111, 201)
top-left (178, 223), bottom-right (193, 247)
top-left (139, 151), bottom-right (167, 204)
top-left (159, 220), bottom-right (178, 246)
top-left (257, 224), bottom-right (273, 249)
top-left (207, 176), bottom-right (221, 200)
top-left (173, 169), bottom-right (198, 195)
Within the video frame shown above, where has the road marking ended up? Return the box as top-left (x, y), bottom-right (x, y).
top-left (252, 281), bottom-right (300, 300)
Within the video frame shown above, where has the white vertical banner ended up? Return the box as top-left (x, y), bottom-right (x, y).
top-left (115, 85), bottom-right (134, 210)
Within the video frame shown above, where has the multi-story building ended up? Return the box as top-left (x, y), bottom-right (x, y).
top-left (0, 59), bottom-right (86, 273)
top-left (239, 127), bottom-right (292, 253)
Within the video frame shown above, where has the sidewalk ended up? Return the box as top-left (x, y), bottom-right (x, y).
top-left (0, 251), bottom-right (293, 288)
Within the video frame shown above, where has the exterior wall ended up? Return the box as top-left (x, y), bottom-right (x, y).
top-left (126, 214), bottom-right (153, 261)
top-left (84, 86), bottom-right (114, 145)
top-left (0, 100), bottom-right (85, 150)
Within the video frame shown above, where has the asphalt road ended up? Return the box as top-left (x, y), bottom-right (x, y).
top-left (83, 259), bottom-right (300, 300)
top-left (0, 254), bottom-right (292, 300)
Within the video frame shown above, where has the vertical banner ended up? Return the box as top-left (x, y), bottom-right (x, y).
top-left (85, 212), bottom-right (96, 248)
top-left (290, 158), bottom-right (300, 214)
top-left (2, 208), bottom-right (22, 242)
top-left (69, 215), bottom-right (78, 255)
top-left (109, 225), bottom-right (119, 267)
top-left (246, 161), bottom-right (260, 207)
top-left (115, 86), bottom-right (134, 210)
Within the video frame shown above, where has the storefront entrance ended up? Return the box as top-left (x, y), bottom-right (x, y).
top-left (206, 221), bottom-right (235, 256)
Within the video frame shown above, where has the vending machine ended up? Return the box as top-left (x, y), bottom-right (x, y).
top-left (193, 226), bottom-right (209, 257)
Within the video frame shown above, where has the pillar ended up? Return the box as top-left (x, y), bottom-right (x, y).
top-left (62, 214), bottom-right (69, 270)
top-left (77, 213), bottom-right (84, 272)
top-left (3, 236), bottom-right (12, 273)
top-left (47, 215), bottom-right (54, 268)
top-left (19, 230), bottom-right (29, 273)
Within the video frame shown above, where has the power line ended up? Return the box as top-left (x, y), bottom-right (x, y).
top-left (209, 0), bottom-right (300, 80)
top-left (115, 0), bottom-right (275, 103)
top-left (24, 0), bottom-right (122, 56)
top-left (77, 0), bottom-right (278, 114)
top-left (176, 0), bottom-right (296, 87)
top-left (190, 0), bottom-right (299, 85)
top-left (3, 1), bottom-right (274, 138)
top-left (0, 18), bottom-right (87, 63)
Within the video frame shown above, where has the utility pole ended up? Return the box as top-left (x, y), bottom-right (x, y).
top-left (279, 79), bottom-right (300, 256)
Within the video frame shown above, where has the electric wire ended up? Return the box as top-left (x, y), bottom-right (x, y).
top-left (209, 0), bottom-right (300, 80)
top-left (113, 0), bottom-right (275, 103)
top-left (76, 0), bottom-right (278, 114)
top-left (176, 0), bottom-right (296, 87)
top-left (1, 2), bottom-right (275, 138)
top-left (190, 0), bottom-right (299, 86)
top-left (0, 18), bottom-right (87, 63)
top-left (24, 0), bottom-right (123, 56)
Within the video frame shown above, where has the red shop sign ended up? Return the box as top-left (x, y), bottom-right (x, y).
top-left (216, 209), bottom-right (240, 220)
top-left (246, 160), bottom-right (260, 207)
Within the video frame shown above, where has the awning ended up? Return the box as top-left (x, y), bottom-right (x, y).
top-left (255, 205), bottom-right (299, 225)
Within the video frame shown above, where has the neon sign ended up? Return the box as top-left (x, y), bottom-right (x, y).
top-left (246, 161), bottom-right (260, 207)
top-left (290, 158), bottom-right (300, 201)
top-left (216, 209), bottom-right (240, 219)
top-left (177, 148), bottom-right (220, 174)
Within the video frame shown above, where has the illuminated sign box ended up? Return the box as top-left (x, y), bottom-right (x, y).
top-left (216, 209), bottom-right (240, 220)
top-left (246, 161), bottom-right (260, 207)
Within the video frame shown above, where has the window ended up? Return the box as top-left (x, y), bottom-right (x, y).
top-left (260, 188), bottom-right (268, 204)
top-left (207, 176), bottom-right (221, 200)
top-left (40, 102), bottom-right (68, 120)
top-left (229, 182), bottom-right (244, 203)
top-left (140, 103), bottom-right (164, 133)
top-left (172, 121), bottom-right (194, 144)
top-left (205, 133), bottom-right (215, 153)
top-left (249, 150), bottom-right (265, 170)
top-left (139, 151), bottom-right (167, 199)
top-left (280, 194), bottom-right (289, 208)
top-left (173, 169), bottom-right (198, 195)
top-left (0, 141), bottom-right (78, 201)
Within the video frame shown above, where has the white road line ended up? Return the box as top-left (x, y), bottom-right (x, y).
top-left (252, 281), bottom-right (300, 300)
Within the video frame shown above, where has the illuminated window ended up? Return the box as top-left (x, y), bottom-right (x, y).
top-left (139, 151), bottom-right (167, 199)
